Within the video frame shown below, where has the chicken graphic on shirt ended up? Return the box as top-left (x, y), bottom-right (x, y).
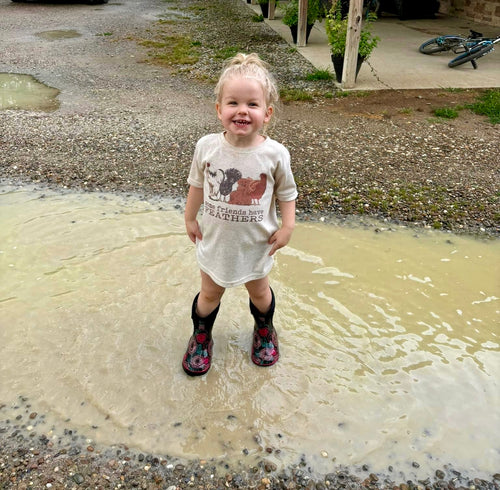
top-left (229, 173), bottom-right (267, 206)
top-left (206, 164), bottom-right (267, 206)
top-left (207, 164), bottom-right (242, 202)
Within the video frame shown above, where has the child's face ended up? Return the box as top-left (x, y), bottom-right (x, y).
top-left (216, 76), bottom-right (273, 147)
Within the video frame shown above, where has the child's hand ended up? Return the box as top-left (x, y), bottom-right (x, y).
top-left (186, 219), bottom-right (202, 244)
top-left (268, 225), bottom-right (293, 256)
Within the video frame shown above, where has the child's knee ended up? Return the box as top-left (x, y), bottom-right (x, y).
top-left (200, 287), bottom-right (225, 305)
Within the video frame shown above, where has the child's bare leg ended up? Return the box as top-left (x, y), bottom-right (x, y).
top-left (198, 270), bottom-right (225, 316)
top-left (245, 277), bottom-right (272, 313)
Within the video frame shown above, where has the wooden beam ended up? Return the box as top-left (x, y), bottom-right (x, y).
top-left (268, 0), bottom-right (276, 19)
top-left (342, 0), bottom-right (363, 88)
top-left (297, 0), bottom-right (308, 47)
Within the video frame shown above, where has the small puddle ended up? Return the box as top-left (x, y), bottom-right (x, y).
top-left (157, 7), bottom-right (194, 20)
top-left (0, 73), bottom-right (60, 111)
top-left (35, 29), bottom-right (81, 41)
top-left (0, 185), bottom-right (498, 480)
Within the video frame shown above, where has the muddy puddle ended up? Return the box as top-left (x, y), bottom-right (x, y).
top-left (0, 73), bottom-right (60, 111)
top-left (35, 29), bottom-right (82, 41)
top-left (0, 185), bottom-right (498, 480)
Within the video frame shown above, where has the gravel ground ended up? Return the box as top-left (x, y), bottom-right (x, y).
top-left (1, 397), bottom-right (499, 489)
top-left (1, 0), bottom-right (498, 236)
top-left (1, 0), bottom-right (499, 488)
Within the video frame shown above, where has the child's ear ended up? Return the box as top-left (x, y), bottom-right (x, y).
top-left (216, 103), bottom-right (222, 121)
top-left (264, 106), bottom-right (273, 123)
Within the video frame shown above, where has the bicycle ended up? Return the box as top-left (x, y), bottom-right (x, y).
top-left (419, 30), bottom-right (499, 69)
top-left (448, 35), bottom-right (500, 68)
top-left (419, 29), bottom-right (484, 55)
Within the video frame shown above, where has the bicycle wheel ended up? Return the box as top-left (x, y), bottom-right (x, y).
top-left (419, 36), bottom-right (463, 54)
top-left (448, 43), bottom-right (492, 67)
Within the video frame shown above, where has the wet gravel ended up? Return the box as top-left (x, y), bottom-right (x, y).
top-left (2, 397), bottom-right (500, 489)
top-left (1, 0), bottom-right (499, 488)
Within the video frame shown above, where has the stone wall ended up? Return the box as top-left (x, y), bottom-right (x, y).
top-left (439, 0), bottom-right (500, 27)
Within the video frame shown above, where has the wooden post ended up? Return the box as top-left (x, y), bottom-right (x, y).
top-left (297, 0), bottom-right (308, 47)
top-left (341, 0), bottom-right (363, 88)
top-left (269, 0), bottom-right (276, 19)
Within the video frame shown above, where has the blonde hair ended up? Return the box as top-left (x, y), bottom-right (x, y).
top-left (214, 53), bottom-right (279, 111)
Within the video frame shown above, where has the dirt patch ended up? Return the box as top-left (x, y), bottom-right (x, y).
top-left (275, 87), bottom-right (499, 235)
top-left (290, 88), bottom-right (492, 126)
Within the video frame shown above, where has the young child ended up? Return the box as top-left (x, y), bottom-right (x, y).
top-left (182, 53), bottom-right (297, 376)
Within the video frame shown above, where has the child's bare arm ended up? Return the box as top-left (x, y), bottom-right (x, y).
top-left (185, 185), bottom-right (204, 243)
top-left (268, 199), bottom-right (296, 256)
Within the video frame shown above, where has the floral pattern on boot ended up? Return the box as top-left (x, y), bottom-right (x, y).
top-left (252, 323), bottom-right (279, 366)
top-left (182, 294), bottom-right (219, 377)
top-left (250, 289), bottom-right (279, 367)
top-left (182, 327), bottom-right (213, 376)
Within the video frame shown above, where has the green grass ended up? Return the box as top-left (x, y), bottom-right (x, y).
top-left (433, 107), bottom-right (459, 119)
top-left (213, 46), bottom-right (241, 60)
top-left (466, 89), bottom-right (500, 124)
top-left (305, 69), bottom-right (333, 81)
top-left (139, 34), bottom-right (200, 65)
top-left (186, 4), bottom-right (207, 12)
top-left (428, 89), bottom-right (499, 124)
top-left (398, 107), bottom-right (413, 115)
top-left (280, 88), bottom-right (314, 102)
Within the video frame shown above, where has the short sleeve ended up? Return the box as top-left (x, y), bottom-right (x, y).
top-left (274, 146), bottom-right (298, 202)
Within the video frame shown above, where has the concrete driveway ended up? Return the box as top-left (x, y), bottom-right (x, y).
top-left (250, 2), bottom-right (500, 90)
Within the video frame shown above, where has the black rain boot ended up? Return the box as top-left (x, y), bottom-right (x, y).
top-left (250, 288), bottom-right (279, 367)
top-left (182, 293), bottom-right (220, 376)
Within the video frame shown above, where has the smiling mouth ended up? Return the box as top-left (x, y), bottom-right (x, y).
top-left (233, 119), bottom-right (250, 126)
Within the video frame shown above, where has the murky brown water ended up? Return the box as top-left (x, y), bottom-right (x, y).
top-left (1, 185), bottom-right (499, 479)
top-left (35, 29), bottom-right (81, 41)
top-left (0, 73), bottom-right (60, 111)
